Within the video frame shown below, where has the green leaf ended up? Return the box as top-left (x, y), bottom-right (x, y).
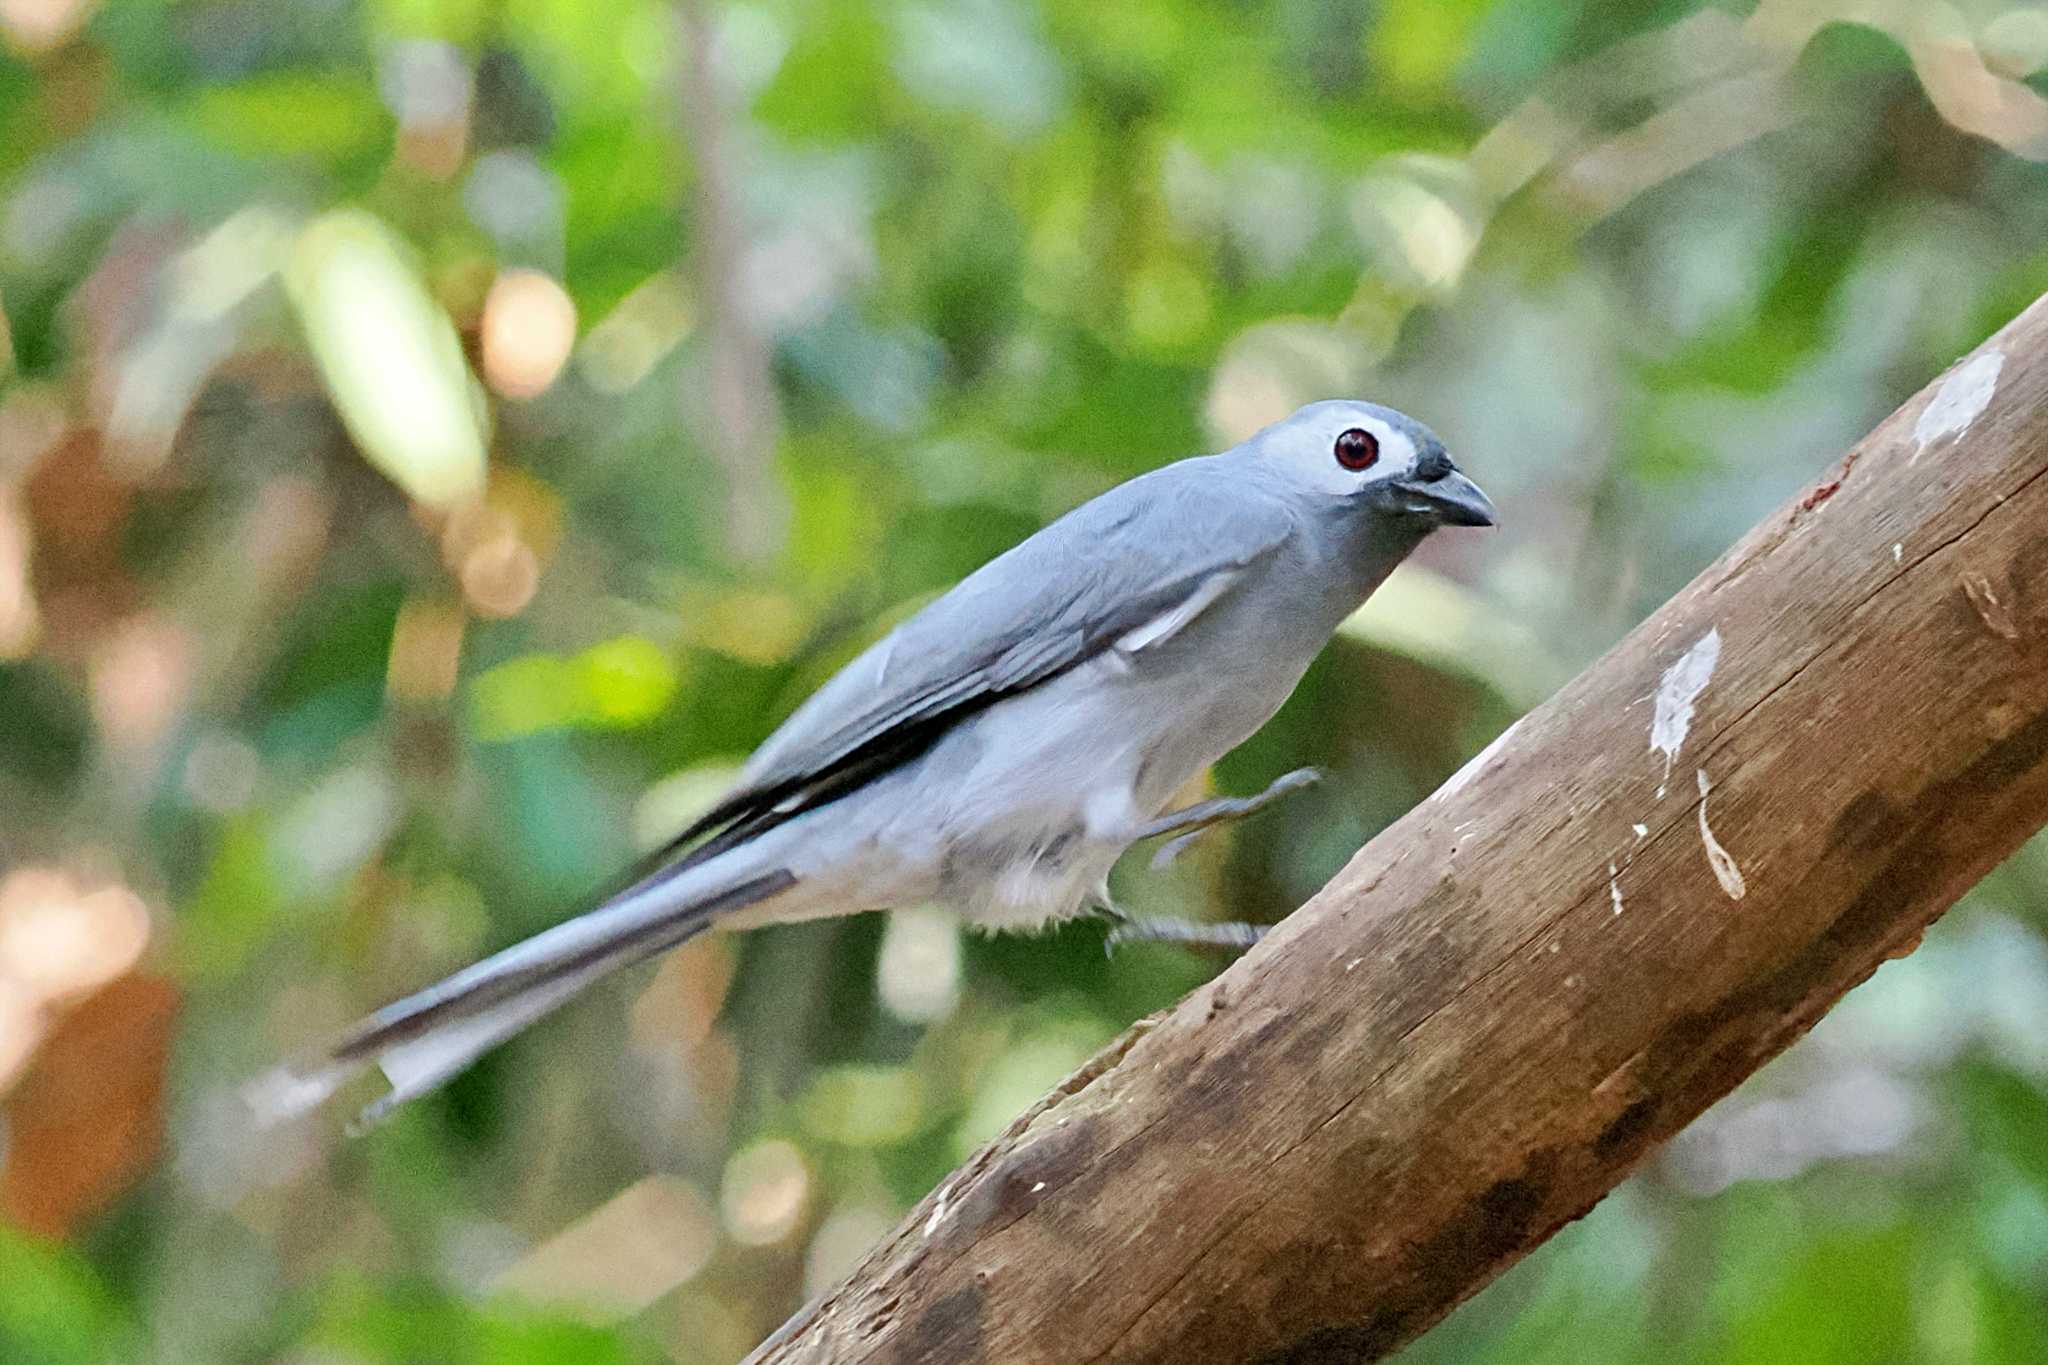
top-left (0, 662), bottom-right (90, 793)
top-left (286, 210), bottom-right (489, 509)
top-left (177, 815), bottom-right (283, 982)
top-left (1371, 0), bottom-right (1495, 94)
top-left (0, 1225), bottom-right (128, 1365)
top-left (303, 1277), bottom-right (658, 1364)
top-left (185, 75), bottom-right (390, 163)
top-left (1960, 1062), bottom-right (2048, 1194)
top-left (468, 636), bottom-right (682, 741)
top-left (755, 0), bottom-right (893, 141)
top-left (1720, 1221), bottom-right (1917, 1365)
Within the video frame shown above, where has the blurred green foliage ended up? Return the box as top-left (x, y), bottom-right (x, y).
top-left (2, 0), bottom-right (2048, 1361)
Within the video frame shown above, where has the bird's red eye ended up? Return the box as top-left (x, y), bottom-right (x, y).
top-left (1334, 427), bottom-right (1379, 471)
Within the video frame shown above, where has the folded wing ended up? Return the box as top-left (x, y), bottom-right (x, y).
top-left (621, 461), bottom-right (1292, 890)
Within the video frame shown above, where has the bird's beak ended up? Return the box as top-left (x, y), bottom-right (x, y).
top-left (1383, 468), bottom-right (1497, 528)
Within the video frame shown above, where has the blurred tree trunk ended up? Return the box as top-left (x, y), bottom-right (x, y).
top-left (746, 297), bottom-right (2048, 1364)
top-left (674, 0), bottom-right (786, 566)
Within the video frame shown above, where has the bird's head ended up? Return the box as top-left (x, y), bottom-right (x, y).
top-left (1247, 399), bottom-right (1495, 530)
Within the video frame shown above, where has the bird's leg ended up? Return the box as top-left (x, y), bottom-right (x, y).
top-left (1103, 915), bottom-right (1266, 953)
top-left (1088, 879), bottom-right (1270, 958)
top-left (1090, 769), bottom-right (1318, 954)
top-left (1134, 766), bottom-right (1322, 871)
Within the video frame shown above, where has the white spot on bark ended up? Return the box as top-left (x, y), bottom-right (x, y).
top-left (1632, 823), bottom-right (1648, 840)
top-left (923, 1185), bottom-right (953, 1236)
top-left (1911, 350), bottom-right (2003, 462)
top-left (1437, 718), bottom-right (1521, 801)
top-left (1030, 1181), bottom-right (1046, 1194)
top-left (1892, 543), bottom-right (1903, 563)
top-left (1962, 572), bottom-right (2021, 641)
top-left (1608, 863), bottom-right (1624, 916)
top-left (1696, 769), bottom-right (1747, 900)
top-left (1651, 628), bottom-right (1721, 796)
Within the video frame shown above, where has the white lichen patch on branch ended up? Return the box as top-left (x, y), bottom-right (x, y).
top-left (1911, 350), bottom-right (2003, 463)
top-left (1608, 862), bottom-right (1624, 916)
top-left (1436, 718), bottom-right (1521, 802)
top-left (1961, 572), bottom-right (2021, 641)
top-left (922, 1183), bottom-right (954, 1236)
top-left (1650, 627), bottom-right (1721, 797)
top-left (1695, 769), bottom-right (1746, 901)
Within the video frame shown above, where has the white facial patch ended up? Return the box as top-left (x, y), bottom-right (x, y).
top-left (1248, 401), bottom-right (1435, 499)
top-left (1377, 426), bottom-right (1419, 478)
top-left (1298, 420), bottom-right (1415, 496)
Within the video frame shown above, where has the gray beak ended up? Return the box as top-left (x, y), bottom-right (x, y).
top-left (1384, 468), bottom-right (1496, 528)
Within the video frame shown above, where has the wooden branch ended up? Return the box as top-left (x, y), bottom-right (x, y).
top-left (750, 298), bottom-right (2048, 1365)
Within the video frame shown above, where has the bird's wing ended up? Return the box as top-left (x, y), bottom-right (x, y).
top-left (624, 461), bottom-right (1293, 885)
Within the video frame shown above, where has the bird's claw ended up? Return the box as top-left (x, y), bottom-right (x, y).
top-left (1142, 766), bottom-right (1324, 869)
top-left (1104, 917), bottom-right (1267, 953)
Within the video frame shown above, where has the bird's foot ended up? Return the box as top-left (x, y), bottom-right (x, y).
top-left (1103, 916), bottom-right (1268, 954)
top-left (1136, 766), bottom-right (1322, 870)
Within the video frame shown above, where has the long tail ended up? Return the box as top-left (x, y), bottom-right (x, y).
top-left (246, 867), bottom-right (796, 1131)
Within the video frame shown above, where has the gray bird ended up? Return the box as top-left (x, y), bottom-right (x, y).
top-left (251, 400), bottom-right (1493, 1128)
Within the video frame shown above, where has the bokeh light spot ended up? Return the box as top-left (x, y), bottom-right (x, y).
top-left (492, 1175), bottom-right (718, 1320)
top-left (720, 1138), bottom-right (809, 1246)
top-left (876, 906), bottom-right (961, 1024)
top-left (0, 869), bottom-right (150, 1006)
top-left (286, 210), bottom-right (487, 509)
top-left (481, 268), bottom-right (577, 400)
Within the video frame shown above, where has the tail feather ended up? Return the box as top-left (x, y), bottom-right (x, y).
top-left (246, 868), bottom-right (796, 1130)
top-left (352, 964), bottom-right (600, 1130)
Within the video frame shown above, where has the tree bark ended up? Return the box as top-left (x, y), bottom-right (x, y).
top-left (748, 297), bottom-right (2048, 1365)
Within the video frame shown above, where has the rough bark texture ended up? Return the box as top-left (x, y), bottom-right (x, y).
top-left (748, 298), bottom-right (2048, 1365)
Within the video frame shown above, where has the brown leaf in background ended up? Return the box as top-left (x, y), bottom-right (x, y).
top-left (23, 428), bottom-right (128, 578)
top-left (1, 972), bottom-right (179, 1239)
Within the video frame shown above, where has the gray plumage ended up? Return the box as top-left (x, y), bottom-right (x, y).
top-left (248, 399), bottom-right (1493, 1127)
